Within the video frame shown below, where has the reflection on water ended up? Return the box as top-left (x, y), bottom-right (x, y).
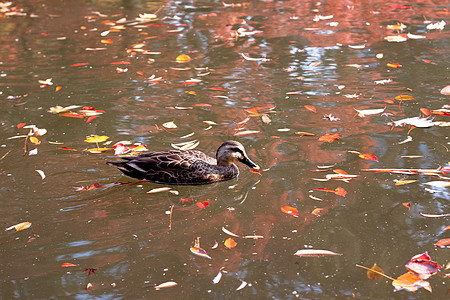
top-left (0, 0), bottom-right (449, 298)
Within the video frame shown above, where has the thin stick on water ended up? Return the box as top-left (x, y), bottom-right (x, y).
top-left (355, 264), bottom-right (396, 281)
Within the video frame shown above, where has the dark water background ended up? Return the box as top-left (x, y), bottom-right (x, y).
top-left (0, 0), bottom-right (448, 298)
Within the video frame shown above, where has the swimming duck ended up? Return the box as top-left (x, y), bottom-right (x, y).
top-left (106, 141), bottom-right (259, 185)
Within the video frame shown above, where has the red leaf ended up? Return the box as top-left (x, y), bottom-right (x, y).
top-left (314, 188), bottom-right (335, 193)
top-left (281, 206), bottom-right (298, 217)
top-left (209, 87), bottom-right (226, 91)
top-left (86, 116), bottom-right (99, 124)
top-left (101, 39), bottom-right (114, 44)
top-left (61, 263), bottom-right (78, 267)
top-left (249, 169), bottom-right (262, 175)
top-left (304, 105), bottom-right (317, 113)
top-left (359, 153), bottom-right (378, 161)
top-left (70, 63), bottom-right (89, 67)
top-left (196, 201), bottom-right (209, 209)
top-left (17, 122), bottom-right (26, 129)
top-left (58, 147), bottom-right (77, 151)
top-left (180, 198), bottom-right (192, 203)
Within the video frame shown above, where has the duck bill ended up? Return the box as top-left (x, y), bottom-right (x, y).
top-left (240, 155), bottom-right (260, 170)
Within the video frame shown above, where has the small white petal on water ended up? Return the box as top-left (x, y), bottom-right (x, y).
top-left (35, 170), bottom-right (46, 180)
top-left (154, 281), bottom-right (178, 290)
top-left (212, 271), bottom-right (222, 284)
top-left (235, 280), bottom-right (247, 291)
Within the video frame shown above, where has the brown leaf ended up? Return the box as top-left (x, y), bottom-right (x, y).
top-left (319, 133), bottom-right (342, 143)
top-left (367, 263), bottom-right (385, 280)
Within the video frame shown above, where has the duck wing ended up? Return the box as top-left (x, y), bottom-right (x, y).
top-left (107, 150), bottom-right (218, 184)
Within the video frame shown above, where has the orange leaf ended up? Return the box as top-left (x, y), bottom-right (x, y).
top-left (314, 188), bottom-right (335, 193)
top-left (55, 86), bottom-right (62, 92)
top-left (61, 263), bottom-right (78, 267)
top-left (176, 54), bottom-right (191, 63)
top-left (224, 238), bottom-right (237, 249)
top-left (402, 202), bottom-right (411, 210)
top-left (193, 103), bottom-right (212, 107)
top-left (387, 63), bottom-right (402, 68)
top-left (60, 112), bottom-right (85, 119)
top-left (304, 105), bottom-right (317, 113)
top-left (334, 187), bottom-right (347, 197)
top-left (86, 116), bottom-right (99, 124)
top-left (101, 39), bottom-right (114, 44)
top-left (319, 133), bottom-right (342, 143)
top-left (6, 221), bottom-right (32, 232)
top-left (281, 206), bottom-right (298, 217)
top-left (333, 169), bottom-right (348, 175)
top-left (420, 108), bottom-right (431, 116)
top-left (395, 95), bottom-right (414, 101)
top-left (311, 208), bottom-right (323, 216)
top-left (110, 61), bottom-right (131, 65)
top-left (17, 123), bottom-right (26, 129)
top-left (70, 63), bottom-right (89, 67)
top-left (209, 87), bottom-right (226, 91)
top-left (434, 238), bottom-right (450, 247)
top-left (196, 201), bottom-right (209, 209)
top-left (359, 153), bottom-right (378, 161)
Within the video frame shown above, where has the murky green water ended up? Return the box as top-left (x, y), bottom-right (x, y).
top-left (1, 0), bottom-right (448, 298)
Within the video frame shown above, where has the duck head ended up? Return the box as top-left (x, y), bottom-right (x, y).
top-left (216, 141), bottom-right (260, 170)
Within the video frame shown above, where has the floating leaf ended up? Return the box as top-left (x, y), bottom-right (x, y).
top-left (86, 147), bottom-right (110, 153)
top-left (58, 147), bottom-right (77, 151)
top-left (84, 135), bottom-right (109, 143)
top-left (440, 85), bottom-right (450, 95)
top-left (359, 153), bottom-right (378, 161)
top-left (6, 221), bottom-right (32, 232)
top-left (60, 112), bottom-right (85, 118)
top-left (387, 63), bottom-right (402, 68)
top-left (395, 95), bottom-right (415, 101)
top-left (405, 252), bottom-right (441, 279)
top-left (395, 179), bottom-right (417, 186)
top-left (35, 170), bottom-right (45, 180)
top-left (435, 238), bottom-right (450, 247)
top-left (101, 39), bottom-right (114, 44)
top-left (295, 131), bottom-right (315, 136)
top-left (402, 202), bottom-right (411, 210)
top-left (176, 54), bottom-right (191, 63)
top-left (311, 208), bottom-right (323, 216)
top-left (162, 121), bottom-right (177, 129)
top-left (281, 206), bottom-right (298, 217)
top-left (420, 108), bottom-right (431, 116)
top-left (367, 263), bottom-right (385, 280)
top-left (196, 201), bottom-right (209, 209)
top-left (235, 280), bottom-right (247, 291)
top-left (234, 130), bottom-right (260, 136)
top-left (190, 247), bottom-right (211, 259)
top-left (319, 133), bottom-right (342, 143)
top-left (154, 281), bottom-right (178, 290)
top-left (224, 238), bottom-right (237, 249)
top-left (212, 271), bottom-right (222, 284)
top-left (354, 107), bottom-right (385, 117)
top-left (392, 272), bottom-right (431, 293)
top-left (304, 105), bottom-right (317, 113)
top-left (294, 249), bottom-right (342, 257)
top-left (261, 114), bottom-right (271, 123)
top-left (17, 123), bottom-right (26, 129)
top-left (334, 187), bottom-right (347, 196)
top-left (61, 263), bottom-right (78, 267)
top-left (29, 136), bottom-right (40, 145)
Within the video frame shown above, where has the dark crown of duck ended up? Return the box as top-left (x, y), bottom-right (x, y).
top-left (107, 140), bottom-right (259, 185)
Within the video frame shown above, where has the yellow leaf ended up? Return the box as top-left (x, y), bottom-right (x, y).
top-left (176, 54), bottom-right (191, 63)
top-left (84, 135), bottom-right (109, 143)
top-left (29, 136), bottom-right (41, 145)
top-left (86, 147), bottom-right (111, 153)
top-left (394, 95), bottom-right (414, 101)
top-left (395, 179), bottom-right (417, 186)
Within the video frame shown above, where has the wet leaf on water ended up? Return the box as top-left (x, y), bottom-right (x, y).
top-left (405, 252), bottom-right (441, 279)
top-left (295, 131), bottom-right (315, 136)
top-left (222, 227), bottom-right (241, 238)
top-left (387, 63), bottom-right (402, 68)
top-left (58, 147), bottom-right (77, 151)
top-left (304, 105), bottom-right (317, 113)
top-left (224, 238), bottom-right (237, 249)
top-left (354, 107), bottom-right (385, 117)
top-left (434, 238), bottom-right (450, 248)
top-left (29, 136), bottom-right (40, 145)
top-left (420, 108), bottom-right (431, 116)
top-left (101, 39), bottom-right (114, 44)
top-left (334, 187), bottom-right (347, 196)
top-left (6, 221), bottom-right (32, 232)
top-left (402, 202), bottom-right (411, 210)
top-left (294, 249), bottom-right (342, 257)
top-left (261, 114), bottom-right (271, 123)
top-left (319, 133), bottom-right (342, 143)
top-left (394, 95), bottom-right (414, 101)
top-left (392, 272), bottom-right (432, 293)
top-left (60, 112), bottom-right (85, 118)
top-left (84, 268), bottom-right (96, 276)
top-left (311, 208), bottom-right (323, 216)
top-left (420, 212), bottom-right (450, 218)
top-left (162, 121), bottom-right (177, 129)
top-left (367, 263), bottom-right (385, 280)
top-left (235, 280), bottom-right (247, 291)
top-left (281, 206), bottom-right (298, 217)
top-left (176, 54), bottom-right (191, 63)
top-left (84, 135), bottom-right (109, 143)
top-left (358, 153), bottom-right (378, 161)
top-left (35, 170), bottom-right (45, 180)
top-left (190, 247), bottom-right (211, 259)
top-left (234, 130), bottom-right (260, 136)
top-left (212, 271), bottom-right (222, 284)
top-left (196, 201), bottom-right (209, 209)
top-left (86, 147), bottom-right (110, 153)
top-left (154, 281), bottom-right (178, 290)
top-left (395, 179), bottom-right (417, 186)
top-left (17, 123), bottom-right (26, 129)
top-left (61, 263), bottom-right (78, 267)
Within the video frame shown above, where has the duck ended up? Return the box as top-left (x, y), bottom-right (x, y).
top-left (106, 140), bottom-right (260, 185)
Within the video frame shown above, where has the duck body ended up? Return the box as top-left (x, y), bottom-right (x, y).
top-left (107, 141), bottom-right (259, 185)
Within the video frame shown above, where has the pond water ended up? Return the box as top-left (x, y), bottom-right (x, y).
top-left (0, 0), bottom-right (448, 298)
